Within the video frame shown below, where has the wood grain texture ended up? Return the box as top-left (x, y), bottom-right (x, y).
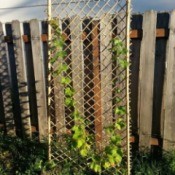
top-left (30, 19), bottom-right (48, 139)
top-left (138, 11), bottom-right (157, 148)
top-left (92, 21), bottom-right (102, 148)
top-left (70, 16), bottom-right (84, 115)
top-left (12, 20), bottom-right (31, 137)
top-left (163, 10), bottom-right (175, 150)
top-left (100, 14), bottom-right (113, 144)
top-left (53, 19), bottom-right (66, 135)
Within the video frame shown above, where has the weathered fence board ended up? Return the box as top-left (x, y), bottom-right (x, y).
top-left (30, 19), bottom-right (48, 139)
top-left (6, 23), bottom-right (23, 136)
top-left (0, 22), bottom-right (15, 135)
top-left (70, 16), bottom-right (84, 115)
top-left (100, 14), bottom-right (113, 144)
top-left (163, 10), bottom-right (175, 150)
top-left (53, 19), bottom-right (66, 135)
top-left (152, 13), bottom-right (169, 138)
top-left (12, 20), bottom-right (31, 137)
top-left (138, 11), bottom-right (157, 148)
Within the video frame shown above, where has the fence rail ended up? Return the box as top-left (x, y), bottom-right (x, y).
top-left (0, 10), bottom-right (175, 150)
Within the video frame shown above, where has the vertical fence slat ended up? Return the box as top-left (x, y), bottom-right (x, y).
top-left (70, 16), bottom-right (84, 115)
top-left (12, 20), bottom-right (31, 137)
top-left (23, 23), bottom-right (38, 133)
top-left (163, 10), bottom-right (175, 150)
top-left (92, 21), bottom-right (103, 148)
top-left (54, 19), bottom-right (66, 134)
top-left (30, 19), bottom-right (47, 139)
top-left (138, 11), bottom-right (157, 148)
top-left (152, 13), bottom-right (169, 138)
top-left (0, 22), bottom-right (15, 135)
top-left (100, 14), bottom-right (113, 143)
top-left (6, 23), bottom-right (23, 136)
top-left (130, 14), bottom-right (143, 136)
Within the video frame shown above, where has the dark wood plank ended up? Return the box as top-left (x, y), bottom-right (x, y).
top-left (138, 11), bottom-right (157, 148)
top-left (30, 19), bottom-right (48, 140)
top-left (152, 13), bottom-right (169, 139)
top-left (92, 21), bottom-right (102, 149)
top-left (130, 14), bottom-right (143, 136)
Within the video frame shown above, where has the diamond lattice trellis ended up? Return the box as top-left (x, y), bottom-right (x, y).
top-left (47, 0), bottom-right (131, 174)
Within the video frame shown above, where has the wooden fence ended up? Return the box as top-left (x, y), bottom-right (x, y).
top-left (130, 10), bottom-right (175, 150)
top-left (0, 10), bottom-right (175, 150)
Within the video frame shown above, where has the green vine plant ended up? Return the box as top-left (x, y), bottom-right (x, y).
top-left (49, 19), bottom-right (129, 174)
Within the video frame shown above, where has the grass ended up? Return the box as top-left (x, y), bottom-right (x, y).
top-left (1, 132), bottom-right (175, 175)
top-left (132, 149), bottom-right (175, 175)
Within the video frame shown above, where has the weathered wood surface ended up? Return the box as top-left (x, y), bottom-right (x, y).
top-left (53, 19), bottom-right (66, 135)
top-left (92, 21), bottom-right (102, 148)
top-left (0, 22), bottom-right (15, 135)
top-left (12, 20), bottom-right (31, 137)
top-left (138, 11), bottom-right (157, 148)
top-left (100, 14), bottom-right (113, 145)
top-left (30, 19), bottom-right (48, 139)
top-left (163, 10), bottom-right (175, 150)
top-left (152, 13), bottom-right (169, 139)
top-left (70, 16), bottom-right (84, 115)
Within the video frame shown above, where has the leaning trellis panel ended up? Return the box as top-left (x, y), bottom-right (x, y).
top-left (47, 0), bottom-right (131, 174)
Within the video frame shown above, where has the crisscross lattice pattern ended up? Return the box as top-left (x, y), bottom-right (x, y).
top-left (47, 0), bottom-right (131, 174)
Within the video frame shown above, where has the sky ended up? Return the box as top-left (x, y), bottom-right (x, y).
top-left (133, 0), bottom-right (175, 12)
top-left (0, 0), bottom-right (174, 22)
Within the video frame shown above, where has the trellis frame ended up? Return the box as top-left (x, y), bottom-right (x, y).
top-left (47, 0), bottom-right (131, 174)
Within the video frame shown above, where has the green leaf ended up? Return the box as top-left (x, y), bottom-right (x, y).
top-left (111, 135), bottom-right (122, 144)
top-left (115, 106), bottom-right (126, 115)
top-left (80, 149), bottom-right (88, 157)
top-left (103, 161), bottom-right (111, 169)
top-left (115, 118), bottom-right (126, 130)
top-left (65, 87), bottom-right (74, 97)
top-left (65, 97), bottom-right (73, 107)
top-left (115, 153), bottom-right (122, 163)
top-left (77, 139), bottom-right (84, 148)
top-left (61, 77), bottom-right (71, 85)
top-left (53, 39), bottom-right (64, 48)
top-left (118, 59), bottom-right (129, 69)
